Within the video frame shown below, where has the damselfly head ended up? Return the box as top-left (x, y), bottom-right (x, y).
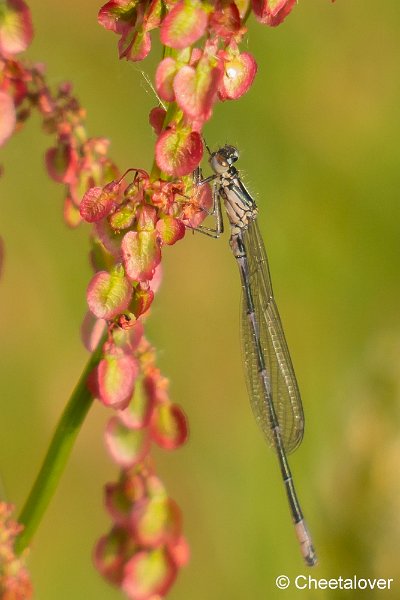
top-left (209, 145), bottom-right (239, 174)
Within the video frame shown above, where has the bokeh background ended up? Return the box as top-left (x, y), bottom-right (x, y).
top-left (1, 1), bottom-right (400, 598)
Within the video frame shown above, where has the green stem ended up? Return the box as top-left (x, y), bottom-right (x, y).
top-left (15, 336), bottom-right (106, 554)
top-left (242, 3), bottom-right (252, 25)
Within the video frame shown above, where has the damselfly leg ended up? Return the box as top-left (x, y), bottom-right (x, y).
top-left (188, 168), bottom-right (224, 238)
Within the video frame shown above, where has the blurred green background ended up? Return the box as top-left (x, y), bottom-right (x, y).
top-left (1, 1), bottom-right (400, 598)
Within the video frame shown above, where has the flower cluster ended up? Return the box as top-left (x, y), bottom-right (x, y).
top-left (98, 0), bottom-right (297, 176)
top-left (99, 0), bottom-right (297, 63)
top-left (0, 503), bottom-right (32, 599)
top-left (81, 166), bottom-right (211, 325)
top-left (84, 317), bottom-right (189, 461)
top-left (94, 461), bottom-right (189, 599)
top-left (82, 293), bottom-right (192, 600)
top-left (8, 68), bottom-right (119, 227)
top-left (1, 2), bottom-right (194, 598)
top-left (0, 7), bottom-right (117, 229)
top-left (87, 314), bottom-right (189, 597)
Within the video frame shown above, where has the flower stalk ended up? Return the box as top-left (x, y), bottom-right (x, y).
top-left (15, 335), bottom-right (106, 555)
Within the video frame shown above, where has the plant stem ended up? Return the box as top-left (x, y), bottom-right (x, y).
top-left (15, 336), bottom-right (105, 554)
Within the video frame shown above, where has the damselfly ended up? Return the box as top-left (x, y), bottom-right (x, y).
top-left (196, 144), bottom-right (317, 567)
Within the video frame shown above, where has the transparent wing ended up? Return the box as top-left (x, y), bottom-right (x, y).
top-left (240, 220), bottom-right (304, 454)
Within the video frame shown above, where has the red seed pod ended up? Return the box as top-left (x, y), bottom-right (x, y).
top-left (98, 347), bottom-right (139, 410)
top-left (149, 106), bottom-right (166, 135)
top-left (45, 143), bottom-right (78, 184)
top-left (0, 0), bottom-right (33, 55)
top-left (218, 51), bottom-right (257, 100)
top-left (155, 126), bottom-right (203, 177)
top-left (252, 0), bottom-right (296, 26)
top-left (122, 230), bottom-right (161, 282)
top-left (93, 527), bottom-right (129, 586)
top-left (209, 1), bottom-right (242, 40)
top-left (119, 27), bottom-right (151, 62)
top-left (155, 57), bottom-right (178, 102)
top-left (87, 268), bottom-right (133, 320)
top-left (181, 181), bottom-right (213, 228)
top-left (118, 375), bottom-right (156, 430)
top-left (150, 403), bottom-right (189, 450)
top-left (130, 286), bottom-right (155, 318)
top-left (0, 91), bottom-right (16, 146)
top-left (160, 0), bottom-right (208, 50)
top-left (80, 180), bottom-right (120, 223)
top-left (81, 311), bottom-right (107, 352)
top-left (131, 495), bottom-right (182, 547)
top-left (63, 196), bottom-right (82, 228)
top-left (122, 548), bottom-right (177, 600)
top-left (173, 60), bottom-right (223, 121)
top-left (156, 216), bottom-right (185, 246)
top-left (105, 416), bottom-right (151, 466)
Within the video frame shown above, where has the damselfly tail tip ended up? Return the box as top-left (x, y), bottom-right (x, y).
top-left (295, 520), bottom-right (317, 567)
top-left (304, 546), bottom-right (318, 567)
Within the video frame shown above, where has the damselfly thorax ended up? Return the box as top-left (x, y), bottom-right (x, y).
top-left (209, 145), bottom-right (258, 236)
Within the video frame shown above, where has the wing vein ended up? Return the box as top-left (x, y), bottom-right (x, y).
top-left (240, 220), bottom-right (304, 454)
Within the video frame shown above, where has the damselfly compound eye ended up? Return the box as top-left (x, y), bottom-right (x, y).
top-left (222, 144), bottom-right (239, 165)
